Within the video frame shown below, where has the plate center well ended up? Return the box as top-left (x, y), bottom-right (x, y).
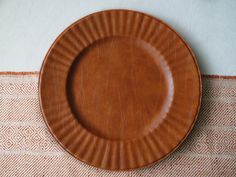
top-left (67, 36), bottom-right (173, 140)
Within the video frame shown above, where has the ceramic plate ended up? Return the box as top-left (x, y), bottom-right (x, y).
top-left (39, 10), bottom-right (201, 170)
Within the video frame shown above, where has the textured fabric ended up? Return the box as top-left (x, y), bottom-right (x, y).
top-left (0, 73), bottom-right (235, 176)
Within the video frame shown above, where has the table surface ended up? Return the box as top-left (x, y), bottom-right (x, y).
top-left (0, 0), bottom-right (236, 75)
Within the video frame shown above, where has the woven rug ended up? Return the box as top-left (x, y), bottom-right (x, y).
top-left (0, 73), bottom-right (235, 176)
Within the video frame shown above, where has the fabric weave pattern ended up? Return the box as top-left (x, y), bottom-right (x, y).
top-left (0, 73), bottom-right (235, 176)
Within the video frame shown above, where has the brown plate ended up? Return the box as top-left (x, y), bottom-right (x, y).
top-left (39, 10), bottom-right (201, 170)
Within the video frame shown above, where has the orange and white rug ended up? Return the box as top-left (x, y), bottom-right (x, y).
top-left (0, 72), bottom-right (235, 176)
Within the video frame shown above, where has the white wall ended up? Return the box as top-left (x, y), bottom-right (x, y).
top-left (0, 0), bottom-right (236, 75)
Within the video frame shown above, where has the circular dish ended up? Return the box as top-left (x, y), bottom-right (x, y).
top-left (39, 10), bottom-right (201, 170)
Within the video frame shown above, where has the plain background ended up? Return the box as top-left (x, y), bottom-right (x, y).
top-left (0, 0), bottom-right (236, 75)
